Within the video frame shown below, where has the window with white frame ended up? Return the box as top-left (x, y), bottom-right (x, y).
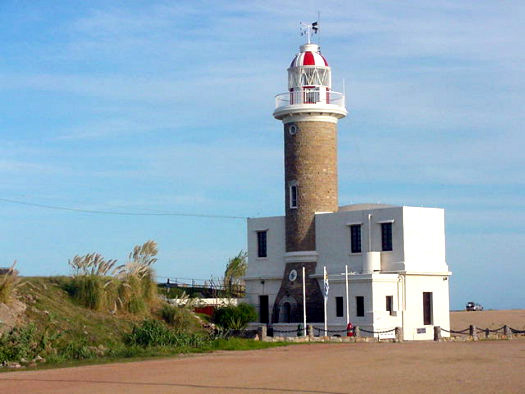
top-left (257, 231), bottom-right (267, 258)
top-left (350, 224), bottom-right (362, 253)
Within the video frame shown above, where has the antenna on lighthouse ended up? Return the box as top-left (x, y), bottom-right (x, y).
top-left (300, 19), bottom-right (319, 44)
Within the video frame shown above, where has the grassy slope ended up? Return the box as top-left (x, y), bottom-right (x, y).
top-left (4, 276), bottom-right (286, 370)
top-left (20, 276), bottom-right (140, 348)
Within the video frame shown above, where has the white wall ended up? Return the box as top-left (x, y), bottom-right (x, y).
top-left (245, 216), bottom-right (286, 279)
top-left (315, 206), bottom-right (405, 275)
top-left (402, 274), bottom-right (451, 340)
top-left (245, 216), bottom-right (286, 324)
top-left (402, 207), bottom-right (448, 273)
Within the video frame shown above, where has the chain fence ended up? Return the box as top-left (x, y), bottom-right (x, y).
top-left (441, 325), bottom-right (524, 336)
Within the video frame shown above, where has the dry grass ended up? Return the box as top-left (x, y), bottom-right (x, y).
top-left (0, 261), bottom-right (20, 304)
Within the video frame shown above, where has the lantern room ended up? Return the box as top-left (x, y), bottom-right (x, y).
top-left (273, 39), bottom-right (347, 121)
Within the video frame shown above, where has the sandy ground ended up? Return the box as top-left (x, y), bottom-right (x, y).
top-left (451, 310), bottom-right (525, 331)
top-left (1, 340), bottom-right (524, 393)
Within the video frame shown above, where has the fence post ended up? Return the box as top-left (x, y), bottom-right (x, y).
top-left (395, 326), bottom-right (403, 343)
top-left (354, 326), bottom-right (360, 338)
top-left (308, 325), bottom-right (314, 339)
top-left (434, 326), bottom-right (442, 342)
top-left (503, 325), bottom-right (512, 339)
top-left (485, 328), bottom-right (490, 339)
top-left (470, 325), bottom-right (478, 341)
top-left (257, 325), bottom-right (267, 341)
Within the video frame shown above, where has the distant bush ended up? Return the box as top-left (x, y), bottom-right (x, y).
top-left (126, 319), bottom-right (208, 348)
top-left (0, 261), bottom-right (20, 304)
top-left (212, 303), bottom-right (257, 330)
top-left (159, 303), bottom-right (201, 332)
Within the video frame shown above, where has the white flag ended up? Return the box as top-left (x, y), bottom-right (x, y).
top-left (323, 266), bottom-right (329, 298)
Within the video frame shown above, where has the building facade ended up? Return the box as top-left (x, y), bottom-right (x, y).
top-left (244, 29), bottom-right (451, 340)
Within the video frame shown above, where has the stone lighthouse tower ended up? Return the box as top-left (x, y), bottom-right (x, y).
top-left (273, 28), bottom-right (347, 253)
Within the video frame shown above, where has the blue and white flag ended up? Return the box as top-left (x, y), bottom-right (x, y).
top-left (323, 266), bottom-right (329, 298)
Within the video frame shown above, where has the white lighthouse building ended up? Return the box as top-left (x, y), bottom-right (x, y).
top-left (244, 25), bottom-right (451, 341)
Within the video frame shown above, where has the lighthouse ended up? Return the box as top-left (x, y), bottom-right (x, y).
top-left (245, 23), bottom-right (451, 340)
top-left (273, 24), bottom-right (347, 253)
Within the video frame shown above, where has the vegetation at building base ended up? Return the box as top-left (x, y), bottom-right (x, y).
top-left (212, 303), bottom-right (258, 330)
top-left (0, 246), bottom-right (285, 370)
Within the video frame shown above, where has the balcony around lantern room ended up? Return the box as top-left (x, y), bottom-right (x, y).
top-left (273, 88), bottom-right (347, 120)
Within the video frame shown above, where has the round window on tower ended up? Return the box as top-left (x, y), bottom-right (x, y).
top-left (288, 124), bottom-right (298, 135)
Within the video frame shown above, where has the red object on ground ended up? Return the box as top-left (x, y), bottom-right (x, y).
top-left (347, 322), bottom-right (354, 337)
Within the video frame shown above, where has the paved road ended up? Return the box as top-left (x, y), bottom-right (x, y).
top-left (1, 341), bottom-right (524, 393)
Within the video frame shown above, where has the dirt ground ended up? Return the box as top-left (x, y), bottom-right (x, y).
top-left (451, 309), bottom-right (525, 331)
top-left (1, 339), bottom-right (524, 393)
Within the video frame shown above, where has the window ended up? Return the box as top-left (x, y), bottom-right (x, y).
top-left (257, 231), bottom-right (267, 258)
top-left (423, 292), bottom-right (433, 325)
top-left (356, 296), bottom-right (364, 317)
top-left (289, 184), bottom-right (298, 209)
top-left (336, 297), bottom-right (344, 317)
top-left (386, 296), bottom-right (393, 315)
top-left (350, 224), bottom-right (362, 253)
top-left (381, 223), bottom-right (393, 251)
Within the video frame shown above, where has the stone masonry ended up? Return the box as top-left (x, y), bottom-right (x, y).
top-left (271, 261), bottom-right (324, 323)
top-left (284, 120), bottom-right (338, 252)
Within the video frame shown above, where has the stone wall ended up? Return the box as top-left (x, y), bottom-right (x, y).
top-left (271, 262), bottom-right (324, 323)
top-left (284, 121), bottom-right (338, 252)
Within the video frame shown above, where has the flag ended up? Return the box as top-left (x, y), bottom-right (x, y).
top-left (323, 266), bottom-right (329, 298)
top-left (312, 21), bottom-right (319, 33)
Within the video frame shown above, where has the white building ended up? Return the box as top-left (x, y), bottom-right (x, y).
top-left (245, 25), bottom-right (451, 341)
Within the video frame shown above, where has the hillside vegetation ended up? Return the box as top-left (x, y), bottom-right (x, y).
top-left (0, 243), bottom-right (281, 369)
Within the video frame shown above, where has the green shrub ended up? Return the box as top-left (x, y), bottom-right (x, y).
top-left (212, 303), bottom-right (257, 330)
top-left (126, 319), bottom-right (208, 348)
top-left (160, 303), bottom-right (201, 332)
top-left (64, 338), bottom-right (98, 360)
top-left (0, 324), bottom-right (39, 362)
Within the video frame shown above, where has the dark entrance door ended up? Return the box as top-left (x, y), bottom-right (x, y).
top-left (423, 292), bottom-right (433, 325)
top-left (259, 295), bottom-right (269, 324)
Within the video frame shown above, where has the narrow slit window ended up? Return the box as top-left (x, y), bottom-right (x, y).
top-left (290, 184), bottom-right (298, 209)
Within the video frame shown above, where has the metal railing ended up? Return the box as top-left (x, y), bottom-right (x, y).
top-left (274, 90), bottom-right (345, 110)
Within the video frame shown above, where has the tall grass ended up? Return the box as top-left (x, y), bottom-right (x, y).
top-left (67, 241), bottom-right (159, 315)
top-left (0, 261), bottom-right (19, 304)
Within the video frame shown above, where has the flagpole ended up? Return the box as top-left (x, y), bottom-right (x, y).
top-left (345, 265), bottom-right (349, 326)
top-left (302, 266), bottom-right (307, 337)
top-left (323, 266), bottom-right (328, 336)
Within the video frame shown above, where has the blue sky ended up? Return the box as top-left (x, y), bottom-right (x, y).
top-left (0, 1), bottom-right (523, 309)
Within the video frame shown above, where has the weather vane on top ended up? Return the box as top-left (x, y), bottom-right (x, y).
top-left (300, 20), bottom-right (319, 44)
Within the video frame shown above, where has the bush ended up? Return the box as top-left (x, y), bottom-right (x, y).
top-left (212, 303), bottom-right (257, 330)
top-left (160, 303), bottom-right (201, 332)
top-left (126, 319), bottom-right (208, 348)
top-left (0, 324), bottom-right (39, 362)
